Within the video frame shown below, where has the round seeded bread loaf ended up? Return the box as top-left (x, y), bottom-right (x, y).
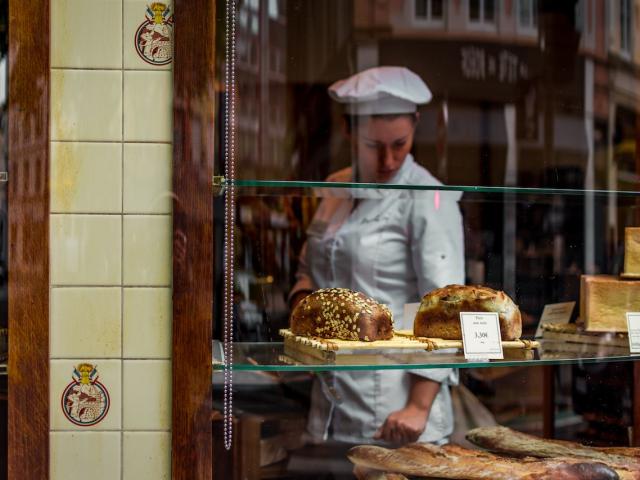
top-left (414, 284), bottom-right (522, 340)
top-left (290, 288), bottom-right (394, 341)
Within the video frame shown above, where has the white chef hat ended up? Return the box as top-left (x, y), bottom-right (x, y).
top-left (328, 66), bottom-right (432, 116)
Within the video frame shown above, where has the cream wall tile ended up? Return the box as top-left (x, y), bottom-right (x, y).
top-left (51, 70), bottom-right (122, 142)
top-left (51, 288), bottom-right (122, 358)
top-left (123, 360), bottom-right (171, 430)
top-left (123, 71), bottom-right (173, 142)
top-left (50, 214), bottom-right (122, 286)
top-left (51, 432), bottom-right (121, 480)
top-left (51, 0), bottom-right (123, 69)
top-left (123, 432), bottom-right (171, 480)
top-left (123, 143), bottom-right (172, 214)
top-left (51, 142), bottom-right (122, 214)
top-left (123, 288), bottom-right (171, 358)
top-left (51, 360), bottom-right (121, 431)
top-left (124, 0), bottom-right (174, 70)
top-left (123, 215), bottom-right (171, 286)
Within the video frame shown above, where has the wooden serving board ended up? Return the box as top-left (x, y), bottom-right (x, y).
top-left (395, 330), bottom-right (539, 351)
top-left (280, 329), bottom-right (539, 363)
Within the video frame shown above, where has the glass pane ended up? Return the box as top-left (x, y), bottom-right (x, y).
top-left (484, 0), bottom-right (495, 22)
top-left (621, 0), bottom-right (631, 52)
top-left (213, 341), bottom-right (639, 371)
top-left (469, 0), bottom-right (480, 20)
top-left (432, 0), bottom-right (444, 19)
top-left (415, 0), bottom-right (428, 18)
top-left (213, 0), bottom-right (640, 477)
top-left (519, 0), bottom-right (531, 27)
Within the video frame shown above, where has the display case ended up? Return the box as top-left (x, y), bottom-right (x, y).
top-left (208, 1), bottom-right (640, 479)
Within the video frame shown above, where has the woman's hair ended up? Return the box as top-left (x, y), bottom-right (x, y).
top-left (343, 112), bottom-right (418, 135)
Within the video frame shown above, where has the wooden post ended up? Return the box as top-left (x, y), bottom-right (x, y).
top-left (8, 0), bottom-right (50, 477)
top-left (172, 0), bottom-right (217, 478)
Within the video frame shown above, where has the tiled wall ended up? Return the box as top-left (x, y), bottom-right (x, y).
top-left (49, 1), bottom-right (173, 478)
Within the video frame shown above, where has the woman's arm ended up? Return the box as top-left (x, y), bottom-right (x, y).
top-left (374, 374), bottom-right (441, 444)
top-left (288, 241), bottom-right (316, 308)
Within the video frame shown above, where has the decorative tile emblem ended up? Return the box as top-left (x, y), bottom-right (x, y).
top-left (61, 363), bottom-right (110, 427)
top-left (135, 3), bottom-right (173, 66)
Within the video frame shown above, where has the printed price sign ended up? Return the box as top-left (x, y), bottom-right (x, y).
top-left (460, 312), bottom-right (504, 360)
top-left (626, 313), bottom-right (640, 354)
top-left (535, 301), bottom-right (575, 338)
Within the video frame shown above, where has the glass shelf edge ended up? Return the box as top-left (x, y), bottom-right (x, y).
top-left (212, 356), bottom-right (638, 372)
top-left (227, 179), bottom-right (640, 197)
top-left (211, 342), bottom-right (640, 372)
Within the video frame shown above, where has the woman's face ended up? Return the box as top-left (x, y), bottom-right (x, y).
top-left (351, 115), bottom-right (416, 183)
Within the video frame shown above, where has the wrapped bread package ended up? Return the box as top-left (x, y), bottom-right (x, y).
top-left (581, 275), bottom-right (640, 332)
top-left (414, 285), bottom-right (522, 340)
top-left (290, 288), bottom-right (393, 341)
top-left (624, 227), bottom-right (640, 277)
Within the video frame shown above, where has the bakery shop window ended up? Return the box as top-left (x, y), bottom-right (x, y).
top-left (212, 0), bottom-right (640, 477)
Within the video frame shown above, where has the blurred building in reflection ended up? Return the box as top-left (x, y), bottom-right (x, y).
top-left (221, 0), bottom-right (640, 338)
top-left (235, 0), bottom-right (290, 179)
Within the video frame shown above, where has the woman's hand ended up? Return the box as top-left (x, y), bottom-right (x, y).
top-left (373, 404), bottom-right (429, 444)
top-left (374, 375), bottom-right (441, 444)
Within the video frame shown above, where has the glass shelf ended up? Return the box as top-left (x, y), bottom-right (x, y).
top-left (212, 341), bottom-right (638, 372)
top-left (0, 363), bottom-right (6, 376)
top-left (224, 179), bottom-right (640, 198)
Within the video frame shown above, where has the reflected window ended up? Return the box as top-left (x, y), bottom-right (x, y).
top-left (518, 0), bottom-right (537, 31)
top-left (621, 0), bottom-right (632, 55)
top-left (268, 0), bottom-right (279, 19)
top-left (469, 0), bottom-right (496, 26)
top-left (414, 0), bottom-right (444, 22)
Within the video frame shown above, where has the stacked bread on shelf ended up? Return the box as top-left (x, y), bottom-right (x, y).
top-left (285, 285), bottom-right (537, 362)
top-left (580, 227), bottom-right (640, 333)
top-left (348, 426), bottom-right (640, 480)
top-left (290, 285), bottom-right (523, 342)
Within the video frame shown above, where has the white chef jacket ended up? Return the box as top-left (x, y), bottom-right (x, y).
top-left (291, 154), bottom-right (465, 445)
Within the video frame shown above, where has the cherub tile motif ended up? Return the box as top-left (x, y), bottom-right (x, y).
top-left (61, 363), bottom-right (111, 427)
top-left (134, 2), bottom-right (173, 66)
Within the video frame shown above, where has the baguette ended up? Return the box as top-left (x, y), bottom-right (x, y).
top-left (353, 466), bottom-right (409, 480)
top-left (414, 285), bottom-right (522, 340)
top-left (466, 426), bottom-right (640, 479)
top-left (347, 443), bottom-right (621, 480)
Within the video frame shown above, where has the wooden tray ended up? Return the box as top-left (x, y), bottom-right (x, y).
top-left (395, 330), bottom-right (539, 351)
top-left (541, 322), bottom-right (629, 348)
top-left (621, 272), bottom-right (640, 280)
top-left (280, 329), bottom-right (539, 363)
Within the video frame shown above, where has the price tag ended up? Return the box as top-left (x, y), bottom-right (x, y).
top-left (535, 301), bottom-right (576, 338)
top-left (626, 313), bottom-right (640, 354)
top-left (460, 312), bottom-right (504, 360)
